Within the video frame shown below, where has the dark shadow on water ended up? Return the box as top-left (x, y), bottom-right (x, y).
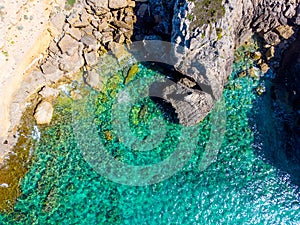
top-left (146, 62), bottom-right (180, 124)
top-left (250, 31), bottom-right (300, 186)
top-left (150, 96), bottom-right (179, 124)
top-left (250, 85), bottom-right (300, 186)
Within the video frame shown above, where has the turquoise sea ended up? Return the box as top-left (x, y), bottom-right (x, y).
top-left (0, 44), bottom-right (300, 224)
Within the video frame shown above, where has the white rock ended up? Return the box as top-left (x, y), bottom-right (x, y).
top-left (39, 86), bottom-right (59, 99)
top-left (0, 183), bottom-right (9, 188)
top-left (58, 34), bottom-right (79, 56)
top-left (109, 0), bottom-right (128, 9)
top-left (34, 101), bottom-right (54, 125)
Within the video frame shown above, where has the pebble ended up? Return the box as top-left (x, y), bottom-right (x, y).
top-left (0, 183), bottom-right (9, 188)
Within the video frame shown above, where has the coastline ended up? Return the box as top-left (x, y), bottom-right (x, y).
top-left (0, 0), bottom-right (62, 163)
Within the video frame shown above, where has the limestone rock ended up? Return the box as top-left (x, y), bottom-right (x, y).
top-left (109, 0), bottom-right (128, 9)
top-left (58, 34), bottom-right (79, 55)
top-left (66, 27), bottom-right (82, 41)
top-left (127, 0), bottom-right (135, 8)
top-left (108, 42), bottom-right (131, 62)
top-left (170, 0), bottom-right (299, 125)
top-left (39, 86), bottom-right (59, 99)
top-left (266, 46), bottom-right (275, 60)
top-left (101, 32), bottom-right (114, 44)
top-left (275, 25), bottom-right (294, 39)
top-left (34, 101), bottom-right (54, 125)
top-left (84, 69), bottom-right (103, 91)
top-left (114, 33), bottom-right (125, 44)
top-left (81, 35), bottom-right (98, 50)
top-left (59, 51), bottom-right (85, 73)
top-left (84, 50), bottom-right (98, 66)
top-left (263, 31), bottom-right (281, 46)
top-left (98, 21), bottom-right (109, 31)
top-left (40, 58), bottom-right (59, 75)
top-left (87, 0), bottom-right (109, 10)
top-left (114, 20), bottom-right (132, 30)
top-left (67, 13), bottom-right (81, 26)
top-left (161, 80), bottom-right (214, 126)
top-left (49, 12), bottom-right (66, 37)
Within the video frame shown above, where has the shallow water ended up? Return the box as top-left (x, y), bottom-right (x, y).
top-left (0, 44), bottom-right (300, 224)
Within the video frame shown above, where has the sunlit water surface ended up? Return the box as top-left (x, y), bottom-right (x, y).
top-left (0, 45), bottom-right (300, 224)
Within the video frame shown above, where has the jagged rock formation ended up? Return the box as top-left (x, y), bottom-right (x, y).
top-left (0, 0), bottom-right (138, 161)
top-left (169, 0), bottom-right (300, 125)
top-left (41, 0), bottom-right (136, 76)
top-left (1, 0), bottom-right (300, 154)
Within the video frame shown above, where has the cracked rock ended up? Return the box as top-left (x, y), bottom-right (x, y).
top-left (58, 34), bottom-right (80, 55)
top-left (84, 50), bottom-right (98, 66)
top-left (66, 26), bottom-right (82, 41)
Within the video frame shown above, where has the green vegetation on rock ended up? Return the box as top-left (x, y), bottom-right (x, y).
top-left (216, 27), bottom-right (223, 40)
top-left (188, 0), bottom-right (225, 31)
top-left (66, 0), bottom-right (75, 6)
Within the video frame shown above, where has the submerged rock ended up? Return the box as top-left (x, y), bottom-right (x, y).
top-left (84, 69), bottom-right (104, 91)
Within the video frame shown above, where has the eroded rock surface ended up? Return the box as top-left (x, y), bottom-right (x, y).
top-left (168, 0), bottom-right (300, 125)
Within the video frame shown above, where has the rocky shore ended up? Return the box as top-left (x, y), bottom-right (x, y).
top-left (0, 0), bottom-right (299, 163)
top-left (0, 0), bottom-right (299, 212)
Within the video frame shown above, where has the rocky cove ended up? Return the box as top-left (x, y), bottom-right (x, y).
top-left (0, 0), bottom-right (299, 221)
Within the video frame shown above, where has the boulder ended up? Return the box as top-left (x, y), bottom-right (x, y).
top-left (34, 101), bottom-right (54, 125)
top-left (263, 31), bottom-right (281, 46)
top-left (39, 86), bottom-right (59, 99)
top-left (59, 41), bottom-right (85, 73)
top-left (101, 32), bottom-right (114, 44)
top-left (66, 27), bottom-right (82, 41)
top-left (84, 50), bottom-right (98, 66)
top-left (81, 35), bottom-right (98, 51)
top-left (58, 34), bottom-right (79, 55)
top-left (84, 69), bottom-right (103, 91)
top-left (265, 46), bottom-right (275, 60)
top-left (49, 12), bottom-right (66, 37)
top-left (114, 20), bottom-right (132, 30)
top-left (160, 80), bottom-right (214, 126)
top-left (87, 0), bottom-right (109, 10)
top-left (109, 0), bottom-right (127, 9)
top-left (275, 25), bottom-right (294, 39)
top-left (59, 51), bottom-right (85, 73)
top-left (40, 58), bottom-right (59, 75)
top-left (108, 42), bottom-right (131, 62)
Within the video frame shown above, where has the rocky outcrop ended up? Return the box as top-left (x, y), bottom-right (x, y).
top-left (2, 0), bottom-right (300, 155)
top-left (40, 0), bottom-right (137, 77)
top-left (0, 0), bottom-right (138, 162)
top-left (168, 0), bottom-right (300, 125)
top-left (0, 0), bottom-right (62, 162)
